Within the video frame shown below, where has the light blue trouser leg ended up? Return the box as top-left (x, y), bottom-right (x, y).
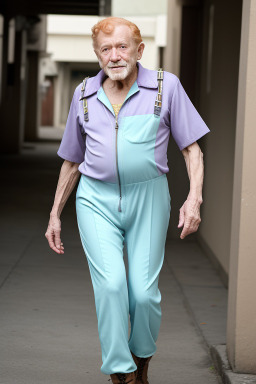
top-left (76, 176), bottom-right (136, 375)
top-left (75, 174), bottom-right (171, 375)
top-left (124, 176), bottom-right (171, 357)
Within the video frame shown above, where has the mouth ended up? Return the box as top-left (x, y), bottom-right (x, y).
top-left (109, 66), bottom-right (126, 70)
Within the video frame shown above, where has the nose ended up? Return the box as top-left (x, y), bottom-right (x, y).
top-left (109, 47), bottom-right (120, 62)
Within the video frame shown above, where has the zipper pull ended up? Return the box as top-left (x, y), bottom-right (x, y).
top-left (118, 196), bottom-right (122, 212)
top-left (115, 117), bottom-right (118, 129)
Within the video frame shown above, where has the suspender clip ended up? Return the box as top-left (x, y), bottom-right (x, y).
top-left (154, 68), bottom-right (164, 116)
top-left (80, 76), bottom-right (90, 122)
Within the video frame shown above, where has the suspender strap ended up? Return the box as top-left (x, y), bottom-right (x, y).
top-left (79, 76), bottom-right (90, 122)
top-left (154, 68), bottom-right (164, 116)
top-left (79, 70), bottom-right (162, 121)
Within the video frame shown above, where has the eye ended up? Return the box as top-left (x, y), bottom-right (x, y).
top-left (102, 47), bottom-right (109, 53)
top-left (120, 45), bottom-right (126, 49)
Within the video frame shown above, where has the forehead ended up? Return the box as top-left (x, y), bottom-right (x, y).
top-left (96, 24), bottom-right (133, 46)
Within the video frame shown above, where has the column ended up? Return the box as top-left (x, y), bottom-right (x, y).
top-left (227, 0), bottom-right (256, 373)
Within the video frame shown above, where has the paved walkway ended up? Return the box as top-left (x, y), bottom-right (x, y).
top-left (0, 143), bottom-right (222, 384)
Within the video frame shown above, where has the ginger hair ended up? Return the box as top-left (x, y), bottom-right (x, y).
top-left (91, 17), bottom-right (142, 49)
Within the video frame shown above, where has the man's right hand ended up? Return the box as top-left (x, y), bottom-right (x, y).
top-left (45, 160), bottom-right (80, 254)
top-left (45, 214), bottom-right (64, 254)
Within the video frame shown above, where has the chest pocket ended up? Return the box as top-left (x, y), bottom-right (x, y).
top-left (121, 114), bottom-right (161, 143)
top-left (79, 68), bottom-right (164, 144)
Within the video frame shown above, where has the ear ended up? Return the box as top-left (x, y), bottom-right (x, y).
top-left (137, 42), bottom-right (145, 61)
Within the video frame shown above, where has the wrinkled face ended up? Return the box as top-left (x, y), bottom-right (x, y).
top-left (94, 24), bottom-right (144, 81)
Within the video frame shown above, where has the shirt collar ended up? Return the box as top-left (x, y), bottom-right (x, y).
top-left (83, 62), bottom-right (158, 97)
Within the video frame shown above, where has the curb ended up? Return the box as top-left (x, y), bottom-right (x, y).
top-left (210, 344), bottom-right (256, 384)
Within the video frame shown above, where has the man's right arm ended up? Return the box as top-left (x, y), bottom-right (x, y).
top-left (45, 160), bottom-right (81, 254)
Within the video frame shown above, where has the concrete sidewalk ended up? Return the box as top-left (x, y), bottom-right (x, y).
top-left (0, 142), bottom-right (225, 383)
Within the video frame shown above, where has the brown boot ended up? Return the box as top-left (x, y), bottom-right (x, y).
top-left (131, 352), bottom-right (153, 384)
top-left (109, 371), bottom-right (137, 384)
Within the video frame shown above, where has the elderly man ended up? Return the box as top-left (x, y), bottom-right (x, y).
top-left (45, 16), bottom-right (210, 384)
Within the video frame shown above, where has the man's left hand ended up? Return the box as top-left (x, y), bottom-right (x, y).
top-left (178, 196), bottom-right (202, 239)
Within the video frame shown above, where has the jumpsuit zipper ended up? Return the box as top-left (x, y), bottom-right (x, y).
top-left (115, 113), bottom-right (122, 212)
top-left (103, 88), bottom-right (139, 212)
top-left (113, 95), bottom-right (136, 212)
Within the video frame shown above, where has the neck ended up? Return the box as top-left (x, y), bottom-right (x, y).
top-left (108, 64), bottom-right (138, 91)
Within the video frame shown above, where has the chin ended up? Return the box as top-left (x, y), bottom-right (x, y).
top-left (106, 67), bottom-right (129, 81)
top-left (108, 73), bottom-right (128, 81)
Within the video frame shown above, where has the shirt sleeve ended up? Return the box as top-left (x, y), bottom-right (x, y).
top-left (57, 86), bottom-right (86, 164)
top-left (170, 78), bottom-right (210, 150)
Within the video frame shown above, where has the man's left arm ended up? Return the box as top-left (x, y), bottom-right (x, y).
top-left (178, 141), bottom-right (204, 239)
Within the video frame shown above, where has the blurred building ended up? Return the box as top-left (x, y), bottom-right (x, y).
top-left (44, 1), bottom-right (167, 128)
top-left (45, 14), bottom-right (167, 128)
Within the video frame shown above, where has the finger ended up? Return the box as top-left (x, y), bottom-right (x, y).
top-left (48, 238), bottom-right (62, 254)
top-left (188, 218), bottom-right (200, 233)
top-left (45, 231), bottom-right (55, 248)
top-left (180, 215), bottom-right (193, 238)
top-left (58, 241), bottom-right (64, 254)
top-left (180, 226), bottom-right (189, 239)
top-left (180, 226), bottom-right (192, 239)
top-left (45, 228), bottom-right (63, 254)
top-left (181, 218), bottom-right (199, 239)
top-left (178, 207), bottom-right (185, 228)
top-left (54, 230), bottom-right (62, 250)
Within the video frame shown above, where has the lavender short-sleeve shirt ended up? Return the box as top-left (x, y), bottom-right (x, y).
top-left (170, 79), bottom-right (210, 150)
top-left (57, 85), bottom-right (86, 164)
top-left (57, 62), bottom-right (210, 184)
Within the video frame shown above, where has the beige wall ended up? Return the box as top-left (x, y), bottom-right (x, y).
top-left (112, 0), bottom-right (167, 16)
top-left (163, 0), bottom-right (182, 75)
top-left (227, 0), bottom-right (256, 372)
top-left (163, 0), bottom-right (188, 240)
top-left (197, 0), bottom-right (242, 276)
top-left (164, 0), bottom-right (242, 276)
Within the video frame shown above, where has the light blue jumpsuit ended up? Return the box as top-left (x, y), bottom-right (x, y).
top-left (57, 63), bottom-right (210, 375)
